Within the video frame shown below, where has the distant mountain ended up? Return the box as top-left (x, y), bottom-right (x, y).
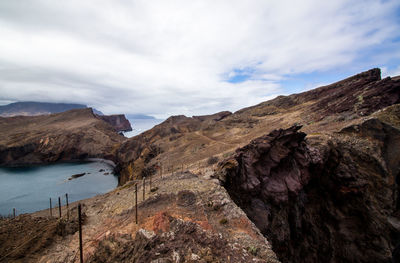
top-left (125, 114), bottom-right (155, 119)
top-left (0, 101), bottom-right (103, 117)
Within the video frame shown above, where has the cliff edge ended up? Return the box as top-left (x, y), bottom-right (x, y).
top-left (96, 114), bottom-right (132, 133)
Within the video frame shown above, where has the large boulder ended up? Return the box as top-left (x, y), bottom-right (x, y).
top-left (215, 119), bottom-right (400, 263)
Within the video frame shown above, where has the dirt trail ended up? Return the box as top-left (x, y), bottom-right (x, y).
top-left (194, 131), bottom-right (236, 146)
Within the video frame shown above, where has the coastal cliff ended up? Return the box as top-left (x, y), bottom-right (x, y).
top-left (96, 114), bottom-right (132, 133)
top-left (0, 108), bottom-right (125, 166)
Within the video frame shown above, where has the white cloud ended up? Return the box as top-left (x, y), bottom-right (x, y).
top-left (0, 0), bottom-right (399, 118)
top-left (382, 66), bottom-right (400, 78)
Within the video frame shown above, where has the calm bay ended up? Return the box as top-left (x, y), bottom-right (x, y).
top-left (0, 161), bottom-right (118, 216)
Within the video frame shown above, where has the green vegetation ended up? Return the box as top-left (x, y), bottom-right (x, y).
top-left (223, 152), bottom-right (233, 159)
top-left (247, 246), bottom-right (258, 256)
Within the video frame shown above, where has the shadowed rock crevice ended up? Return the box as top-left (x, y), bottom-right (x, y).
top-left (216, 121), bottom-right (400, 263)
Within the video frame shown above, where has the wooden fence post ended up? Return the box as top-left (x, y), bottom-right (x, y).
top-left (66, 193), bottom-right (69, 220)
top-left (143, 177), bottom-right (146, 201)
top-left (78, 203), bottom-right (83, 263)
top-left (135, 184), bottom-right (138, 224)
top-left (149, 175), bottom-right (152, 191)
top-left (58, 197), bottom-right (62, 218)
top-left (49, 198), bottom-right (52, 217)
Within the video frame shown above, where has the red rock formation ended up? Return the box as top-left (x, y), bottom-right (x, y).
top-left (215, 118), bottom-right (400, 263)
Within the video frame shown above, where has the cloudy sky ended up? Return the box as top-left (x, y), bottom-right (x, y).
top-left (0, 0), bottom-right (399, 118)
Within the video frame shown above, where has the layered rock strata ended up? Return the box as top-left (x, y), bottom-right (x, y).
top-left (215, 117), bottom-right (400, 263)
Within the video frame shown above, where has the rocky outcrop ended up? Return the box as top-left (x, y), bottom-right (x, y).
top-left (96, 114), bottom-right (132, 132)
top-left (215, 125), bottom-right (315, 205)
top-left (215, 118), bottom-right (400, 263)
top-left (306, 68), bottom-right (400, 118)
top-left (236, 68), bottom-right (400, 123)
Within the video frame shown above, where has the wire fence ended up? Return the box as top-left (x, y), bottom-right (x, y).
top-left (0, 161), bottom-right (208, 262)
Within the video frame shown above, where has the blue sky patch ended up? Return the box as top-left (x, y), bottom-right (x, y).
top-left (226, 67), bottom-right (256, 83)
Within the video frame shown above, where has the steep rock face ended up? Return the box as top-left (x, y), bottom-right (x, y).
top-left (96, 114), bottom-right (132, 132)
top-left (216, 125), bottom-right (316, 205)
top-left (215, 119), bottom-right (400, 263)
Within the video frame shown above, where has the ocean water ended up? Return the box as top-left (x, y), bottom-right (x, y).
top-left (0, 161), bottom-right (118, 216)
top-left (124, 118), bottom-right (164, 138)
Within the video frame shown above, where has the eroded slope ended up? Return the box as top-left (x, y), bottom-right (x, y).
top-left (116, 68), bottom-right (400, 185)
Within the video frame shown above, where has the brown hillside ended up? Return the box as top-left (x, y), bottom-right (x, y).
top-left (116, 68), bottom-right (400, 185)
top-left (0, 108), bottom-right (125, 165)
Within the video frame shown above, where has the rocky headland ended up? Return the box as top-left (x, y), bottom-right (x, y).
top-left (0, 108), bottom-right (125, 166)
top-left (96, 114), bottom-right (132, 132)
top-left (1, 68), bottom-right (400, 262)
